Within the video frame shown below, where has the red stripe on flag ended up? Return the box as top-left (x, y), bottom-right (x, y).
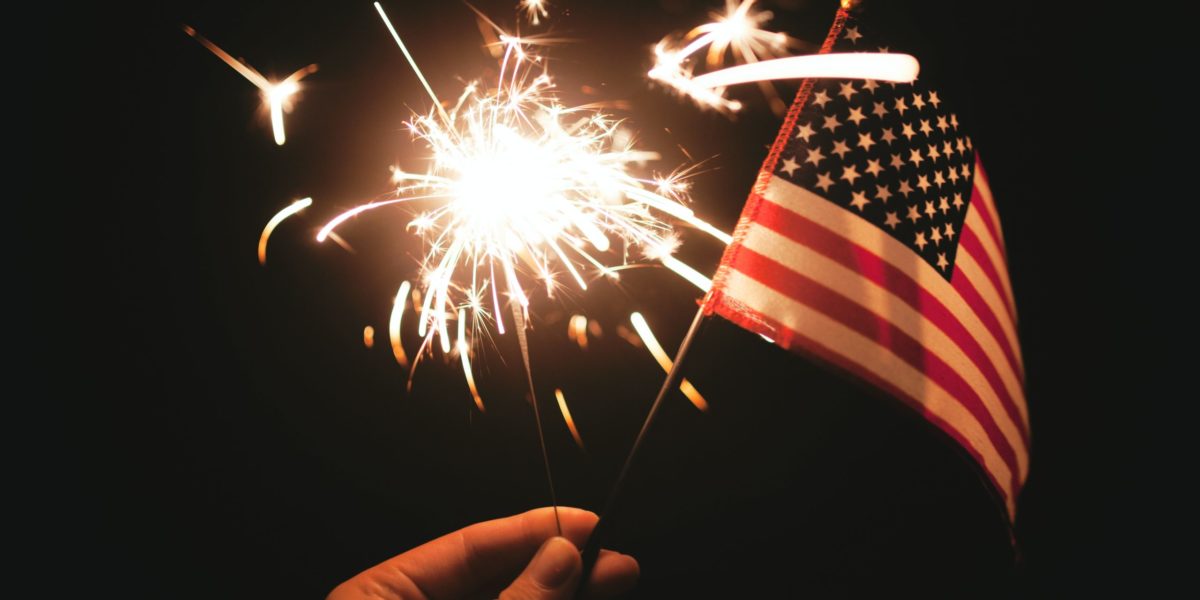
top-left (731, 245), bottom-right (1026, 493)
top-left (959, 226), bottom-right (1018, 328)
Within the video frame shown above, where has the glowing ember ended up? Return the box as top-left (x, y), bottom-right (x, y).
top-left (569, 314), bottom-right (590, 350)
top-left (363, 325), bottom-right (376, 348)
top-left (258, 197), bottom-right (312, 265)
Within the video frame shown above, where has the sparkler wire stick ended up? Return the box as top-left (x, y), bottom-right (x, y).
top-left (579, 306), bottom-right (707, 581)
top-left (512, 304), bottom-right (562, 536)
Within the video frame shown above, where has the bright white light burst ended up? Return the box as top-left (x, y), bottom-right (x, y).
top-left (317, 10), bottom-right (727, 361)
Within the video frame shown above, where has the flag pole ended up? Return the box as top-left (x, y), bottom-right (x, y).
top-left (579, 305), bottom-right (708, 581)
top-left (579, 2), bottom-right (851, 583)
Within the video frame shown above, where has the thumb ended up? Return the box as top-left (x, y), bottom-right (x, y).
top-left (499, 536), bottom-right (582, 600)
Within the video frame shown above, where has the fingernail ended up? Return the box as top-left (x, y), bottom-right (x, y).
top-left (530, 536), bottom-right (579, 589)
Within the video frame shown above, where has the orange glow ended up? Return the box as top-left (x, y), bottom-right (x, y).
top-left (555, 388), bottom-right (585, 450)
top-left (568, 314), bottom-right (589, 350)
top-left (629, 312), bottom-right (709, 411)
top-left (363, 325), bottom-right (376, 348)
top-left (258, 197), bottom-right (312, 265)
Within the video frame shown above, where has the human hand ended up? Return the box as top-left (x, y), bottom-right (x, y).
top-left (328, 507), bottom-right (639, 599)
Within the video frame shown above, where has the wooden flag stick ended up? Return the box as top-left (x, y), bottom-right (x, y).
top-left (579, 306), bottom-right (708, 582)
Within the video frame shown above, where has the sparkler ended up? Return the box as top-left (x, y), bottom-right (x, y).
top-left (318, 4), bottom-right (732, 373)
top-left (183, 26), bottom-right (317, 145)
top-left (648, 0), bottom-right (917, 114)
top-left (222, 0), bottom-right (917, 577)
top-left (309, 1), bottom-right (734, 535)
top-left (649, 0), bottom-right (795, 113)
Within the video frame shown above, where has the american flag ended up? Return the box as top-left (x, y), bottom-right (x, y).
top-left (703, 6), bottom-right (1028, 518)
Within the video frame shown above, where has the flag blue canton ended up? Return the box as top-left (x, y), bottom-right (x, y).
top-left (772, 23), bottom-right (975, 280)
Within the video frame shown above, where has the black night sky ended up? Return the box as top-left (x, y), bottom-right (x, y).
top-left (29, 0), bottom-right (1170, 597)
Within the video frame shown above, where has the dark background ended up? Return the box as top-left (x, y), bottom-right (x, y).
top-left (32, 0), bottom-right (1167, 597)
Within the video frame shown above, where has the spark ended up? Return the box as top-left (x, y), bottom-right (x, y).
top-left (258, 197), bottom-right (312, 265)
top-left (629, 312), bottom-right (709, 412)
top-left (319, 4), bottom-right (731, 368)
top-left (363, 325), bottom-right (376, 348)
top-left (555, 388), bottom-right (585, 450)
top-left (644, 235), bottom-right (713, 292)
top-left (520, 0), bottom-right (550, 26)
top-left (183, 25), bottom-right (317, 145)
top-left (389, 281), bottom-right (412, 368)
